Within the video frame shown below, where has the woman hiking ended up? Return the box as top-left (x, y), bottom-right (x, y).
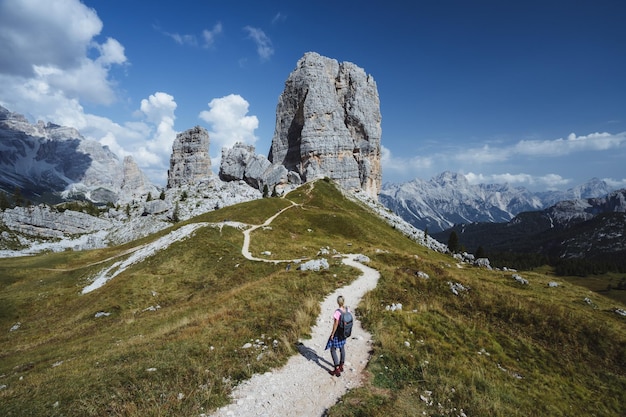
top-left (327, 295), bottom-right (350, 377)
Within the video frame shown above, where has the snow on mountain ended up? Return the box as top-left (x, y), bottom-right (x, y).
top-left (379, 171), bottom-right (543, 233)
top-left (380, 171), bottom-right (616, 233)
top-left (0, 105), bottom-right (156, 203)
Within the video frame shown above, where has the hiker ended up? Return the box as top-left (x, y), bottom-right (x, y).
top-left (327, 295), bottom-right (350, 377)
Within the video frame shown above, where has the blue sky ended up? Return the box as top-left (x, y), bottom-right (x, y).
top-left (1, 0), bottom-right (625, 191)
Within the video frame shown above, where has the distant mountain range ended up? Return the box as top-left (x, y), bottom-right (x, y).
top-left (431, 188), bottom-right (626, 272)
top-left (379, 171), bottom-right (615, 233)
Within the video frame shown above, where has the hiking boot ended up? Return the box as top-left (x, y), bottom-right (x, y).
top-left (329, 366), bottom-right (341, 377)
top-left (338, 363), bottom-right (344, 373)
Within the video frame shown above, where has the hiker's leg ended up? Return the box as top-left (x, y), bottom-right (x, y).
top-left (330, 347), bottom-right (339, 366)
top-left (339, 345), bottom-right (345, 365)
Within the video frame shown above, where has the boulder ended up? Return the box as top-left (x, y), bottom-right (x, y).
top-left (143, 199), bottom-right (171, 215)
top-left (219, 143), bottom-right (254, 182)
top-left (220, 143), bottom-right (288, 193)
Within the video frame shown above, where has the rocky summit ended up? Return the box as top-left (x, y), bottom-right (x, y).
top-left (168, 126), bottom-right (212, 188)
top-left (268, 52), bottom-right (382, 198)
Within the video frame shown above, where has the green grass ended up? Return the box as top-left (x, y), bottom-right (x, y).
top-left (329, 252), bottom-right (626, 417)
top-left (1, 180), bottom-right (624, 416)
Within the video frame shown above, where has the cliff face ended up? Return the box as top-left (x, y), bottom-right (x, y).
top-left (268, 52), bottom-right (382, 198)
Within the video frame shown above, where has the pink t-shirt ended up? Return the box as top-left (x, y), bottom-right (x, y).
top-left (333, 307), bottom-right (347, 321)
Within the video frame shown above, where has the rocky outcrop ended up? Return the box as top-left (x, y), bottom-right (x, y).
top-left (119, 156), bottom-right (158, 203)
top-left (220, 143), bottom-right (290, 193)
top-left (167, 126), bottom-right (212, 188)
top-left (268, 52), bottom-right (382, 198)
top-left (2, 205), bottom-right (113, 238)
top-left (220, 143), bottom-right (260, 183)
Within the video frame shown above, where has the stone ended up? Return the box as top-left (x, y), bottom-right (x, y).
top-left (298, 258), bottom-right (329, 271)
top-left (168, 126), bottom-right (212, 188)
top-left (244, 154), bottom-right (272, 189)
top-left (143, 199), bottom-right (171, 215)
top-left (474, 258), bottom-right (491, 269)
top-left (268, 52), bottom-right (382, 198)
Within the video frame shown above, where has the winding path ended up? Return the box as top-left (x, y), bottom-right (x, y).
top-left (211, 254), bottom-right (380, 417)
top-left (211, 190), bottom-right (381, 416)
top-left (240, 200), bottom-right (301, 263)
top-left (81, 184), bottom-right (381, 416)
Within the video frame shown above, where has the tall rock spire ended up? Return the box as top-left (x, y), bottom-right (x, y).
top-left (268, 52), bottom-right (382, 198)
top-left (167, 126), bottom-right (212, 188)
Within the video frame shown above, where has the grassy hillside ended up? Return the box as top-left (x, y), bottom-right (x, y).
top-left (1, 180), bottom-right (624, 416)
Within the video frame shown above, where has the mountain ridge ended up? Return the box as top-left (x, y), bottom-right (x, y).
top-left (432, 188), bottom-right (626, 272)
top-left (0, 104), bottom-right (157, 204)
top-left (380, 171), bottom-right (616, 233)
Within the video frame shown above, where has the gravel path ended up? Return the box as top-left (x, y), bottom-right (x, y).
top-left (210, 254), bottom-right (380, 417)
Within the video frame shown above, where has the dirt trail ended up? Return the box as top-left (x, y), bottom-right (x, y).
top-left (210, 254), bottom-right (380, 417)
top-left (79, 181), bottom-right (381, 416)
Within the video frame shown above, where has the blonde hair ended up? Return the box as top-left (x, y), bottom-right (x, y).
top-left (337, 295), bottom-right (345, 307)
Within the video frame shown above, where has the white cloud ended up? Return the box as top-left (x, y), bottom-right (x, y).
top-left (157, 21), bottom-right (222, 48)
top-left (0, 0), bottom-right (126, 107)
top-left (514, 132), bottom-right (626, 156)
top-left (199, 94), bottom-right (259, 151)
top-left (169, 32), bottom-right (198, 46)
top-left (459, 131), bottom-right (626, 162)
top-left (454, 144), bottom-right (511, 163)
top-left (243, 26), bottom-right (274, 60)
top-left (74, 93), bottom-right (178, 185)
top-left (96, 37), bottom-right (126, 66)
top-left (137, 92), bottom-right (178, 161)
top-left (272, 13), bottom-right (287, 24)
top-left (380, 145), bottom-right (434, 182)
top-left (202, 22), bottom-right (223, 47)
top-left (464, 172), bottom-right (570, 189)
top-left (603, 178), bottom-right (626, 190)
top-left (0, 0), bottom-right (103, 76)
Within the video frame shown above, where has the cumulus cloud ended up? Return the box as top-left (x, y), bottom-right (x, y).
top-left (244, 26), bottom-right (274, 60)
top-left (58, 92), bottom-right (178, 185)
top-left (0, 0), bottom-right (126, 108)
top-left (139, 92), bottom-right (177, 155)
top-left (96, 37), bottom-right (126, 66)
top-left (199, 94), bottom-right (259, 152)
top-left (0, 0), bottom-right (103, 76)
